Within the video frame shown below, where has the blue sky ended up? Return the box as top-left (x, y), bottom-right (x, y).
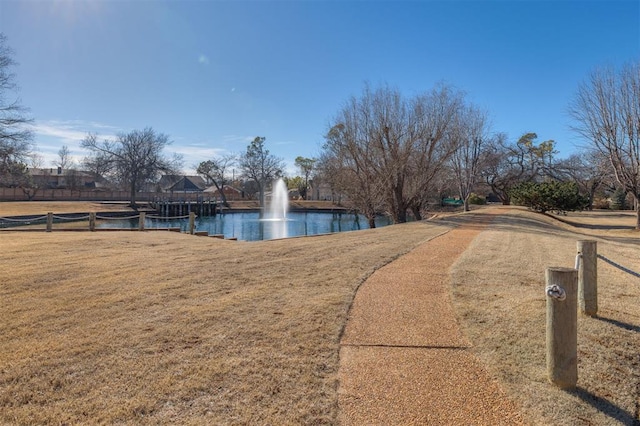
top-left (1, 0), bottom-right (638, 175)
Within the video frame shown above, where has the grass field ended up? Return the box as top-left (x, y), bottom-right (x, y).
top-left (1, 204), bottom-right (638, 424)
top-left (450, 209), bottom-right (639, 425)
top-left (0, 201), bottom-right (136, 217)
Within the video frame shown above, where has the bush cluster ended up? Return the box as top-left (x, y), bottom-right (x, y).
top-left (468, 193), bottom-right (486, 205)
top-left (510, 181), bottom-right (589, 214)
top-left (592, 198), bottom-right (610, 210)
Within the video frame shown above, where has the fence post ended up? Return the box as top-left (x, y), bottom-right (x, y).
top-left (139, 212), bottom-right (146, 231)
top-left (46, 212), bottom-right (53, 232)
top-left (577, 240), bottom-right (597, 317)
top-left (546, 267), bottom-right (578, 389)
top-left (188, 212), bottom-right (196, 235)
top-left (89, 212), bottom-right (96, 231)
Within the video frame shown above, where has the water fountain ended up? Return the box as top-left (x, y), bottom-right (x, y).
top-left (262, 178), bottom-right (289, 239)
top-left (267, 178), bottom-right (289, 220)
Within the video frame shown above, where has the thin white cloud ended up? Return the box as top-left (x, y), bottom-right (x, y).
top-left (33, 124), bottom-right (89, 143)
top-left (31, 121), bottom-right (249, 175)
top-left (198, 54), bottom-right (210, 65)
top-left (32, 120), bottom-right (120, 142)
top-left (30, 120), bottom-right (122, 168)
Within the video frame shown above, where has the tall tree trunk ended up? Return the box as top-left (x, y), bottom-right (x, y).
top-left (367, 216), bottom-right (376, 229)
top-left (395, 209), bottom-right (407, 223)
top-left (463, 196), bottom-right (470, 212)
top-left (489, 183), bottom-right (510, 205)
top-left (392, 185), bottom-right (408, 223)
top-left (410, 205), bottom-right (422, 221)
top-left (364, 204), bottom-right (377, 229)
top-left (588, 186), bottom-right (597, 210)
top-left (130, 181), bottom-right (137, 209)
top-left (635, 194), bottom-right (640, 230)
top-left (212, 181), bottom-right (229, 207)
top-left (258, 179), bottom-right (265, 218)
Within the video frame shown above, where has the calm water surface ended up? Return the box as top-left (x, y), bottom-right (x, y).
top-left (98, 211), bottom-right (392, 241)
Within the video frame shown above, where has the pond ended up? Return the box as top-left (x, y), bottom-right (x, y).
top-left (98, 211), bottom-right (393, 241)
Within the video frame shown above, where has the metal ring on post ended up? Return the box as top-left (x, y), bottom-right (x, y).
top-left (546, 284), bottom-right (566, 301)
top-left (575, 253), bottom-right (582, 270)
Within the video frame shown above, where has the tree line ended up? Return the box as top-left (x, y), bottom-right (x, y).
top-left (1, 32), bottom-right (639, 228)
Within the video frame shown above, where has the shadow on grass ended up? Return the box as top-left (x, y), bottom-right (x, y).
top-left (548, 212), bottom-right (635, 230)
top-left (569, 387), bottom-right (639, 425)
top-left (483, 213), bottom-right (566, 236)
top-left (485, 210), bottom-right (640, 245)
top-left (595, 315), bottom-right (640, 333)
top-left (432, 211), bottom-right (512, 231)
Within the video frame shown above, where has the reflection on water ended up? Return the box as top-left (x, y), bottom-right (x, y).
top-left (259, 218), bottom-right (288, 240)
top-left (98, 211), bottom-right (392, 241)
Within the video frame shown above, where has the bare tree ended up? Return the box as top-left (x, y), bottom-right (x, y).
top-left (449, 105), bottom-right (491, 211)
top-left (29, 152), bottom-right (44, 169)
top-left (0, 33), bottom-right (34, 188)
top-left (320, 123), bottom-right (386, 227)
top-left (83, 148), bottom-right (114, 186)
top-left (404, 87), bottom-right (465, 220)
top-left (550, 150), bottom-right (612, 210)
top-left (81, 128), bottom-right (183, 207)
top-left (237, 136), bottom-right (285, 209)
top-left (482, 133), bottom-right (555, 204)
top-left (53, 145), bottom-right (83, 190)
top-left (53, 145), bottom-right (74, 170)
top-left (321, 83), bottom-right (463, 224)
top-left (570, 61), bottom-right (640, 228)
top-left (196, 154), bottom-right (236, 207)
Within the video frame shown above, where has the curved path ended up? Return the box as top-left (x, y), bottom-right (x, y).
top-left (338, 210), bottom-right (525, 425)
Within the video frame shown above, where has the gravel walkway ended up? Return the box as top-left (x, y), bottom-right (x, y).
top-left (338, 211), bottom-right (526, 425)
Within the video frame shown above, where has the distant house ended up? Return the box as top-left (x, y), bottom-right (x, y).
top-left (203, 184), bottom-right (245, 201)
top-left (158, 175), bottom-right (207, 193)
top-left (29, 167), bottom-right (101, 189)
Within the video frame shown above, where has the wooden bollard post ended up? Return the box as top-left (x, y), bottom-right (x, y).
top-left (89, 212), bottom-right (96, 231)
top-left (577, 240), bottom-right (597, 316)
top-left (546, 267), bottom-right (578, 389)
top-left (139, 212), bottom-right (146, 231)
top-left (46, 212), bottom-right (53, 232)
top-left (188, 212), bottom-right (196, 235)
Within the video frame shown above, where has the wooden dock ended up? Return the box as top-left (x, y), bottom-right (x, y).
top-left (150, 198), bottom-right (217, 217)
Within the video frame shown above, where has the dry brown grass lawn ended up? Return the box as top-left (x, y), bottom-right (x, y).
top-left (0, 201), bottom-right (135, 217)
top-left (1, 204), bottom-right (638, 425)
top-left (0, 218), bottom-right (452, 424)
top-left (450, 207), bottom-right (639, 425)
top-left (0, 202), bottom-right (138, 231)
